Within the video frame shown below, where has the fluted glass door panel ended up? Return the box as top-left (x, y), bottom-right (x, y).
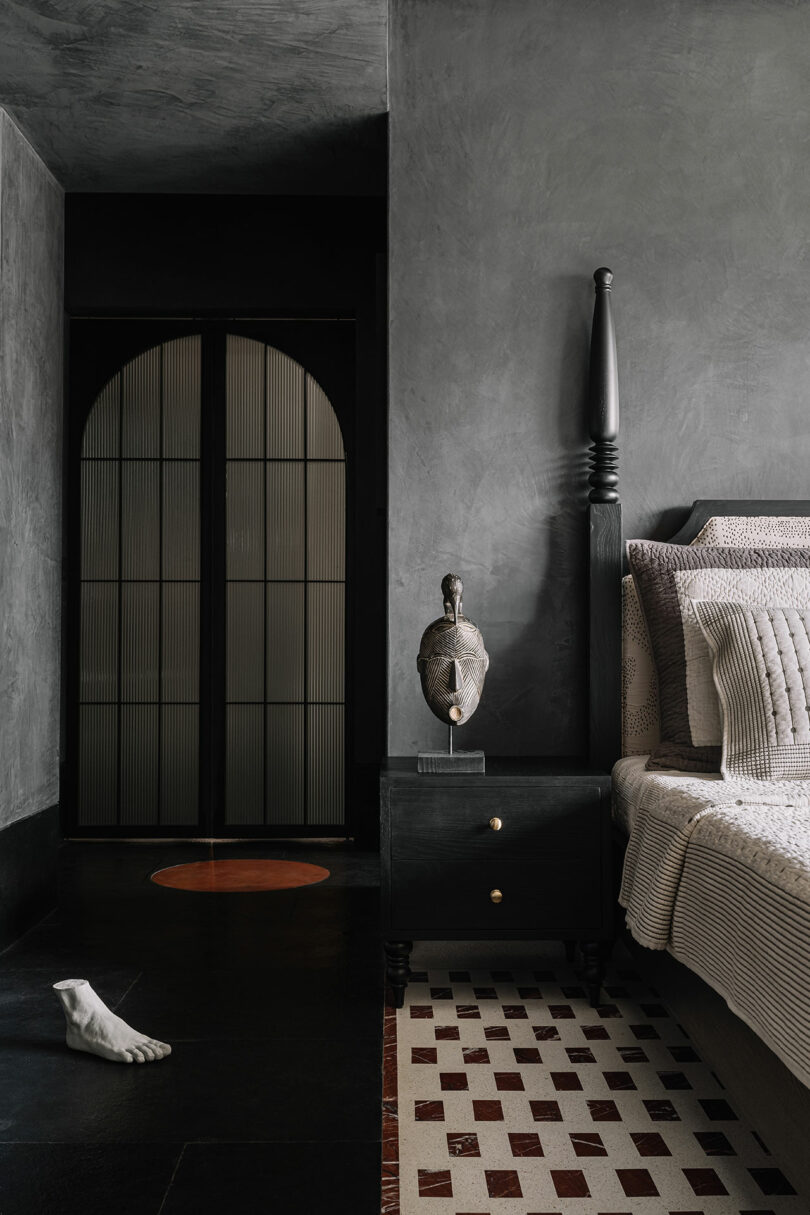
top-left (78, 336), bottom-right (201, 828)
top-left (225, 336), bottom-right (345, 827)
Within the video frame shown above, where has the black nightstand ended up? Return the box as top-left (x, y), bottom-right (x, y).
top-left (380, 758), bottom-right (613, 1007)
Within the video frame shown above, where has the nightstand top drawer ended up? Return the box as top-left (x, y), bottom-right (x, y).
top-left (388, 785), bottom-right (605, 863)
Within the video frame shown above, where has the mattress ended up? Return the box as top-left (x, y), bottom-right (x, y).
top-left (613, 755), bottom-right (810, 1089)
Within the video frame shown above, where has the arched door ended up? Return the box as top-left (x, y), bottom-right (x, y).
top-left (75, 331), bottom-right (346, 834)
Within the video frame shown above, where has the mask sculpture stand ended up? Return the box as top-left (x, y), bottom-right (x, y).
top-left (417, 573), bottom-right (489, 773)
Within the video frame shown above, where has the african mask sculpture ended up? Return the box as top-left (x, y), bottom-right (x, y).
top-left (417, 574), bottom-right (489, 727)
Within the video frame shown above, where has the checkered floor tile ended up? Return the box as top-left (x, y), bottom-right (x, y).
top-left (382, 960), bottom-right (801, 1213)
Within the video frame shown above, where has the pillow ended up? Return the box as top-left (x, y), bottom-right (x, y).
top-left (621, 574), bottom-right (660, 756)
top-left (620, 516), bottom-right (810, 759)
top-left (694, 516), bottom-right (810, 546)
top-left (693, 600), bottom-right (810, 779)
top-left (626, 540), bottom-right (810, 771)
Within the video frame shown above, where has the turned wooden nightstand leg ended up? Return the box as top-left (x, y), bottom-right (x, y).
top-left (582, 940), bottom-right (605, 1007)
top-left (384, 940), bottom-right (413, 1009)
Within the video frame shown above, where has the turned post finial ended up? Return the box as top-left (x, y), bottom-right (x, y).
top-left (588, 266), bottom-right (620, 504)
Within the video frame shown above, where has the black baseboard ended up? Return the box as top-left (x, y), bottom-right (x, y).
top-left (0, 804), bottom-right (60, 952)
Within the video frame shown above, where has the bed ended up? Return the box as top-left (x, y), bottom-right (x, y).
top-left (586, 271), bottom-right (810, 1091)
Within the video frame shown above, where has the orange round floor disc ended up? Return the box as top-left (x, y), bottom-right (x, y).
top-left (150, 859), bottom-right (330, 893)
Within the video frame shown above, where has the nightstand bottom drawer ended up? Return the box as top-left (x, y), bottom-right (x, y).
top-left (391, 860), bottom-right (603, 933)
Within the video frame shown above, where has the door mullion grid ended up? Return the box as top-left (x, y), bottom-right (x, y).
top-left (212, 332), bottom-right (228, 835)
top-left (115, 372), bottom-right (123, 826)
top-left (262, 341), bottom-right (268, 827)
top-left (303, 373), bottom-right (309, 827)
top-left (157, 343), bottom-right (164, 826)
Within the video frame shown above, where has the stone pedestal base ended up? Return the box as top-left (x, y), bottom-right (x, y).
top-left (417, 750), bottom-right (485, 774)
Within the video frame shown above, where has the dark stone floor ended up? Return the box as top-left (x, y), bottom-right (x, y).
top-left (0, 840), bottom-right (383, 1214)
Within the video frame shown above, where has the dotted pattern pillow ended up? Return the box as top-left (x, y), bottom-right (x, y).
top-left (693, 601), bottom-right (810, 779)
top-left (626, 541), bottom-right (810, 772)
top-left (694, 516), bottom-right (810, 546)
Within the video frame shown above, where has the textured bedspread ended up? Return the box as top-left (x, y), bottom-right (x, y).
top-left (614, 756), bottom-right (810, 1087)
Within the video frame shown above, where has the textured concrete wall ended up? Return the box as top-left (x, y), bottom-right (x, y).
top-left (0, 110), bottom-right (64, 829)
top-left (0, 0), bottom-right (387, 193)
top-left (389, 0), bottom-right (810, 755)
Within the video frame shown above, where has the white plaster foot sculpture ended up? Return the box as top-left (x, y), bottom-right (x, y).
top-left (53, 979), bottom-right (171, 1063)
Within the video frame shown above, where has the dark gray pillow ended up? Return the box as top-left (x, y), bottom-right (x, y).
top-left (626, 540), bottom-right (810, 772)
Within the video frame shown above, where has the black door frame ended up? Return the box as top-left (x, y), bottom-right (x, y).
top-left (65, 316), bottom-right (362, 839)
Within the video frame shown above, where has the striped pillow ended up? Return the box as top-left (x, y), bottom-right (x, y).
top-left (693, 600), bottom-right (810, 779)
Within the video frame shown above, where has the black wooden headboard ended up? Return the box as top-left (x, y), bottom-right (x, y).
top-left (584, 267), bottom-right (810, 770)
top-left (667, 500), bottom-right (810, 545)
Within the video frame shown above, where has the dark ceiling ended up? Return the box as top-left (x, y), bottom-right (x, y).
top-left (0, 1), bottom-right (387, 193)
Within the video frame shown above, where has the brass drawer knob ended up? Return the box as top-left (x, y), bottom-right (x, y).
top-left (490, 888), bottom-right (503, 904)
top-left (489, 817), bottom-right (503, 831)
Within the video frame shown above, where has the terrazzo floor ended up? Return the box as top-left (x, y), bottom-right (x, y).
top-left (383, 953), bottom-right (801, 1215)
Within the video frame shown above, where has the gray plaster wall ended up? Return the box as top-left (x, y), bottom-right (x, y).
top-left (389, 0), bottom-right (810, 756)
top-left (0, 0), bottom-right (387, 193)
top-left (0, 110), bottom-right (64, 829)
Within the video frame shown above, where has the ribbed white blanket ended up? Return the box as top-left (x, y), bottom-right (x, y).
top-left (614, 755), bottom-right (810, 1088)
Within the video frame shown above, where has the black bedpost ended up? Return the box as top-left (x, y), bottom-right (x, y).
top-left (588, 268), bottom-right (622, 771)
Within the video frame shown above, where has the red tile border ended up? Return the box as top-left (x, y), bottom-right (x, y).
top-left (381, 999), bottom-right (399, 1215)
